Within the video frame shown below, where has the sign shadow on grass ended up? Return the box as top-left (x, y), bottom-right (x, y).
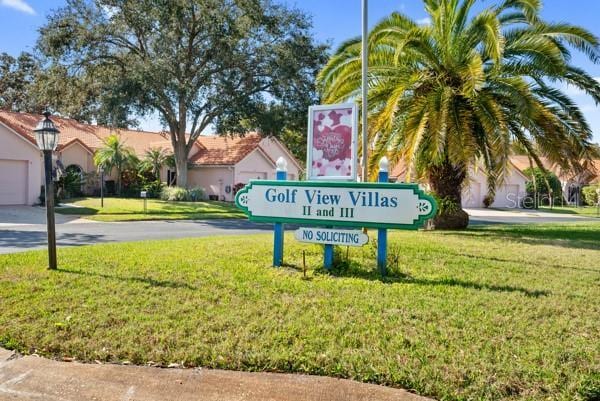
top-left (57, 268), bottom-right (197, 291)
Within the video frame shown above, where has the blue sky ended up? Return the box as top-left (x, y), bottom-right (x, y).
top-left (1, 0), bottom-right (599, 142)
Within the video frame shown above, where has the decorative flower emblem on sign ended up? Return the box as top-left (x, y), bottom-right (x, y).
top-left (237, 193), bottom-right (248, 207)
top-left (417, 200), bottom-right (432, 214)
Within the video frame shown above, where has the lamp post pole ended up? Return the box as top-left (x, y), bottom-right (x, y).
top-left (34, 111), bottom-right (60, 271)
top-left (43, 149), bottom-right (57, 270)
top-left (361, 0), bottom-right (368, 182)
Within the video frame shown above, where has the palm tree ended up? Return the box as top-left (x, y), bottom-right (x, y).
top-left (318, 0), bottom-right (600, 228)
top-left (140, 148), bottom-right (170, 181)
top-left (94, 134), bottom-right (136, 195)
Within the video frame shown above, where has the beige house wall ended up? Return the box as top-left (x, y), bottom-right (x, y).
top-left (188, 166), bottom-right (234, 201)
top-left (234, 150), bottom-right (275, 185)
top-left (59, 142), bottom-right (95, 173)
top-left (258, 137), bottom-right (301, 180)
top-left (0, 124), bottom-right (42, 205)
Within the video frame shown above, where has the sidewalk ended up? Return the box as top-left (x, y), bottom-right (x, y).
top-left (0, 348), bottom-right (431, 401)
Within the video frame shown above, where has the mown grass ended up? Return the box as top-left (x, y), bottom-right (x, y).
top-left (1, 223), bottom-right (599, 400)
top-left (56, 197), bottom-right (244, 221)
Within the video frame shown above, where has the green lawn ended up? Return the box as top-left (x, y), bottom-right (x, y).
top-left (1, 223), bottom-right (599, 400)
top-left (539, 206), bottom-right (599, 218)
top-left (56, 197), bottom-right (245, 221)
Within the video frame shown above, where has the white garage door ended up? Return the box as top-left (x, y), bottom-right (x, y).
top-left (492, 184), bottom-right (519, 208)
top-left (462, 182), bottom-right (481, 207)
top-left (0, 160), bottom-right (28, 205)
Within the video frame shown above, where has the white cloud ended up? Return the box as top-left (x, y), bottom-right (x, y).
top-left (0, 0), bottom-right (35, 15)
top-left (416, 17), bottom-right (431, 26)
top-left (560, 77), bottom-right (600, 97)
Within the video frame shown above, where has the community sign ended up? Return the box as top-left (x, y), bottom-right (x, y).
top-left (235, 180), bottom-right (437, 230)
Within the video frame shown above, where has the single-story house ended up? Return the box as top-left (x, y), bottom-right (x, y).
top-left (0, 110), bottom-right (301, 205)
top-left (390, 156), bottom-right (599, 208)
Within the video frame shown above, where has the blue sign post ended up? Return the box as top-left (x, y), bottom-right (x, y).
top-left (273, 158), bottom-right (287, 267)
top-left (235, 159), bottom-right (437, 275)
top-left (377, 157), bottom-right (389, 275)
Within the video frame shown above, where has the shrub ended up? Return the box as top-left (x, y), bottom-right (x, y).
top-left (160, 186), bottom-right (189, 201)
top-left (233, 182), bottom-right (246, 195)
top-left (582, 185), bottom-right (600, 206)
top-left (188, 187), bottom-right (206, 201)
top-left (159, 186), bottom-right (206, 202)
top-left (142, 180), bottom-right (164, 198)
top-left (523, 167), bottom-right (563, 206)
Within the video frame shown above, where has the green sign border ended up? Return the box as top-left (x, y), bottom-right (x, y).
top-left (235, 180), bottom-right (438, 230)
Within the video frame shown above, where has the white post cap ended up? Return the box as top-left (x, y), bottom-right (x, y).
top-left (276, 156), bottom-right (288, 172)
top-left (379, 156), bottom-right (389, 173)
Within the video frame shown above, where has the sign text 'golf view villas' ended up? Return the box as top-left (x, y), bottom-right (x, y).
top-left (235, 180), bottom-right (437, 230)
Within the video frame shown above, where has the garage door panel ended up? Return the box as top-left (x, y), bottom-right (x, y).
top-left (462, 182), bottom-right (481, 208)
top-left (0, 160), bottom-right (28, 205)
top-left (492, 184), bottom-right (519, 208)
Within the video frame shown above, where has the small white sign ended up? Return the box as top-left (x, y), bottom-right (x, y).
top-left (140, 191), bottom-right (147, 198)
top-left (295, 227), bottom-right (368, 247)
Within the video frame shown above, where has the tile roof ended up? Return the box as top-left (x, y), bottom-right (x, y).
top-left (190, 133), bottom-right (265, 165)
top-left (0, 110), bottom-right (170, 155)
top-left (389, 155), bottom-right (600, 183)
top-left (0, 111), bottom-right (290, 167)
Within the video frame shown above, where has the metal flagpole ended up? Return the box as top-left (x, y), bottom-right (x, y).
top-left (361, 0), bottom-right (368, 182)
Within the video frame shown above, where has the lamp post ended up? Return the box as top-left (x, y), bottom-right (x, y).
top-left (98, 166), bottom-right (104, 208)
top-left (33, 111), bottom-right (60, 270)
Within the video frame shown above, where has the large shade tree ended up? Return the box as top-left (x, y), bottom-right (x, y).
top-left (38, 0), bottom-right (326, 187)
top-left (318, 0), bottom-right (600, 228)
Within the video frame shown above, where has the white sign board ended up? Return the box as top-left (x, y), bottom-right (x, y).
top-left (295, 227), bottom-right (368, 246)
top-left (235, 180), bottom-right (436, 230)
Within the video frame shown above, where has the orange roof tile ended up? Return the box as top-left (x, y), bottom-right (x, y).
top-left (0, 111), bottom-right (289, 167)
top-left (0, 110), bottom-right (170, 155)
top-left (190, 133), bottom-right (264, 165)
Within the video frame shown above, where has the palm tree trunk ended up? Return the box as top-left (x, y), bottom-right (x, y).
top-left (527, 155), bottom-right (538, 209)
top-left (116, 168), bottom-right (122, 195)
top-left (428, 160), bottom-right (469, 229)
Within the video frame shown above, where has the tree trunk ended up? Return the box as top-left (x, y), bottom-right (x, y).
top-left (175, 150), bottom-right (188, 188)
top-left (116, 168), bottom-right (122, 195)
top-left (428, 160), bottom-right (469, 229)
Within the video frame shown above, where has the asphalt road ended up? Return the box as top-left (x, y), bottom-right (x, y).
top-left (0, 206), bottom-right (597, 254)
top-left (0, 219), bottom-right (280, 254)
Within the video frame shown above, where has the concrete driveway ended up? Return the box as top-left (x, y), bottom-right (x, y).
top-left (465, 207), bottom-right (599, 224)
top-left (0, 205), bottom-right (89, 226)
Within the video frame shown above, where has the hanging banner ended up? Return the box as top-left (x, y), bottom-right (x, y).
top-left (307, 103), bottom-right (358, 181)
top-left (235, 180), bottom-right (437, 230)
